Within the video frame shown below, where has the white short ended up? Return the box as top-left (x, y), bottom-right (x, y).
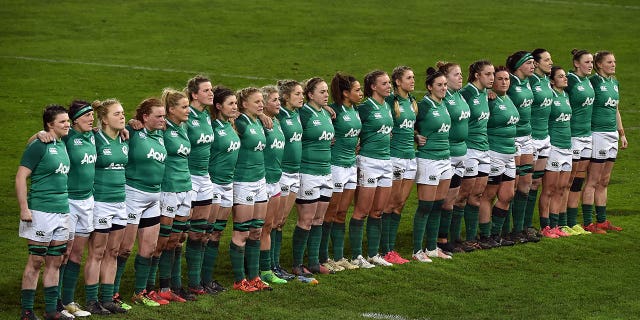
top-left (515, 135), bottom-right (534, 156)
top-left (160, 191), bottom-right (193, 218)
top-left (191, 174), bottom-right (214, 201)
top-left (532, 136), bottom-right (551, 160)
top-left (415, 158), bottom-right (453, 185)
top-left (19, 210), bottom-right (70, 243)
top-left (450, 155), bottom-right (466, 178)
top-left (68, 197), bottom-right (94, 238)
top-left (488, 151), bottom-right (516, 178)
top-left (125, 185), bottom-right (161, 225)
top-left (546, 146), bottom-right (573, 172)
top-left (212, 182), bottom-right (234, 208)
top-left (592, 131), bottom-right (618, 160)
top-left (297, 173), bottom-right (333, 200)
top-left (391, 157), bottom-right (417, 180)
top-left (266, 182), bottom-right (281, 199)
top-left (233, 178), bottom-right (268, 205)
top-left (357, 155), bottom-right (393, 188)
top-left (331, 165), bottom-right (357, 193)
top-left (279, 172), bottom-right (300, 197)
top-left (94, 201), bottom-right (126, 229)
top-left (571, 136), bottom-right (593, 160)
top-left (463, 149), bottom-right (491, 177)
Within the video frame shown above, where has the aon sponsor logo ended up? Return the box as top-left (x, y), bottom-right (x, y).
top-left (541, 98), bottom-right (553, 107)
top-left (147, 148), bottom-right (167, 162)
top-left (506, 116), bottom-right (519, 125)
top-left (344, 128), bottom-right (360, 138)
top-left (520, 98), bottom-right (533, 108)
top-left (227, 141), bottom-right (240, 152)
top-left (582, 97), bottom-right (594, 107)
top-left (319, 131), bottom-right (334, 141)
top-left (270, 139), bottom-right (285, 149)
top-left (289, 132), bottom-right (302, 142)
top-left (55, 163), bottom-right (70, 174)
top-left (437, 123), bottom-right (451, 133)
top-left (80, 153), bottom-right (97, 165)
top-left (604, 97), bottom-right (619, 107)
top-left (555, 113), bottom-right (571, 122)
top-left (197, 133), bottom-right (214, 144)
top-left (478, 112), bottom-right (490, 121)
top-left (177, 144), bottom-right (191, 156)
top-left (254, 141), bottom-right (266, 151)
top-left (376, 125), bottom-right (392, 134)
top-left (399, 118), bottom-right (415, 129)
top-left (458, 110), bottom-right (471, 121)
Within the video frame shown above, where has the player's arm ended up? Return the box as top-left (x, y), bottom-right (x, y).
top-left (15, 166), bottom-right (33, 222)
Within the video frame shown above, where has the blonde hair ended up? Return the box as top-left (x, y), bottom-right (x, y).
top-left (161, 88), bottom-right (187, 113)
top-left (390, 66), bottom-right (417, 118)
top-left (92, 98), bottom-right (121, 129)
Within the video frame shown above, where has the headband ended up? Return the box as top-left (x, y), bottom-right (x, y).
top-left (71, 105), bottom-right (92, 121)
top-left (514, 53), bottom-right (534, 70)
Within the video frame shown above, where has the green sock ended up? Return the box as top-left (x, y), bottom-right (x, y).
top-left (512, 191), bottom-right (528, 233)
top-left (502, 206), bottom-right (512, 236)
top-left (549, 213), bottom-right (559, 228)
top-left (388, 213), bottom-right (401, 251)
top-left (292, 226), bottom-right (309, 265)
top-left (595, 206), bottom-right (607, 223)
top-left (366, 216), bottom-right (382, 257)
top-left (319, 221), bottom-right (332, 263)
top-left (331, 222), bottom-right (346, 260)
top-left (464, 204), bottom-right (479, 241)
top-left (171, 247), bottom-right (183, 289)
top-left (44, 286), bottom-right (58, 314)
top-left (426, 200), bottom-right (443, 251)
top-left (270, 230), bottom-right (276, 268)
top-left (61, 260), bottom-right (80, 305)
top-left (186, 238), bottom-right (203, 288)
top-left (273, 230), bottom-right (282, 267)
top-left (21, 289), bottom-right (36, 311)
top-left (146, 256), bottom-right (160, 291)
top-left (491, 206), bottom-right (508, 236)
top-left (229, 242), bottom-right (245, 282)
top-left (438, 209), bottom-right (453, 240)
top-left (201, 241), bottom-right (219, 284)
top-left (113, 255), bottom-right (128, 294)
top-left (349, 218), bottom-right (364, 259)
top-left (524, 189), bottom-right (539, 228)
top-left (245, 239), bottom-right (260, 279)
top-left (84, 283), bottom-right (99, 305)
top-left (380, 212), bottom-right (392, 255)
top-left (134, 254), bottom-right (151, 294)
top-left (449, 206), bottom-right (464, 242)
top-left (413, 200), bottom-right (433, 253)
top-left (58, 263), bottom-right (66, 298)
top-left (567, 207), bottom-right (579, 227)
top-left (307, 225), bottom-right (322, 266)
top-left (558, 212), bottom-right (568, 227)
top-left (582, 204), bottom-right (594, 225)
top-left (540, 217), bottom-right (550, 228)
top-left (158, 249), bottom-right (174, 289)
top-left (478, 222), bottom-right (491, 238)
top-left (259, 250), bottom-right (271, 272)
top-left (99, 283), bottom-right (114, 304)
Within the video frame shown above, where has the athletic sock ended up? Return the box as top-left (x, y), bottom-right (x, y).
top-left (478, 222), bottom-right (491, 238)
top-left (84, 283), bottom-right (99, 305)
top-left (595, 206), bottom-right (607, 223)
top-left (331, 222), bottom-right (346, 260)
top-left (61, 260), bottom-right (80, 305)
top-left (99, 283), bottom-right (114, 304)
top-left (438, 208), bottom-right (453, 240)
top-left (524, 188), bottom-right (539, 228)
top-left (21, 289), bottom-right (36, 312)
top-left (388, 213), bottom-right (401, 251)
top-left (292, 226), bottom-right (310, 265)
top-left (259, 250), bottom-right (271, 272)
top-left (502, 206), bottom-right (512, 236)
top-left (567, 207), bottom-right (579, 227)
top-left (540, 216), bottom-right (550, 229)
top-left (186, 238), bottom-right (203, 288)
top-left (158, 249), bottom-right (174, 289)
top-left (582, 204), bottom-right (594, 225)
top-left (44, 286), bottom-right (58, 314)
top-left (413, 200), bottom-right (433, 253)
top-left (380, 212), bottom-right (392, 255)
top-left (491, 206), bottom-right (509, 236)
top-left (307, 225), bottom-right (322, 266)
top-left (348, 218), bottom-right (364, 259)
top-left (229, 242), bottom-right (245, 282)
top-left (549, 213), bottom-right (559, 228)
top-left (425, 200), bottom-right (443, 251)
top-left (558, 212), bottom-right (568, 227)
top-left (146, 256), bottom-right (160, 291)
top-left (201, 241), bottom-right (219, 284)
top-left (464, 204), bottom-right (480, 241)
top-left (270, 229), bottom-right (276, 268)
top-left (449, 205), bottom-right (464, 242)
top-left (113, 255), bottom-right (128, 295)
top-left (512, 191), bottom-right (528, 233)
top-left (57, 263), bottom-right (66, 299)
top-left (366, 216), bottom-right (382, 257)
top-left (319, 221), bottom-right (332, 263)
top-left (134, 254), bottom-right (151, 294)
top-left (245, 239), bottom-right (260, 279)
top-left (273, 230), bottom-right (282, 267)
top-left (171, 247), bottom-right (183, 289)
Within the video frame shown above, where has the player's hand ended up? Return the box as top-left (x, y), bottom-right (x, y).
top-left (20, 208), bottom-right (32, 222)
top-left (259, 114), bottom-right (273, 129)
top-left (128, 119), bottom-right (144, 130)
top-left (36, 131), bottom-right (55, 143)
top-left (415, 134), bottom-right (427, 146)
top-left (620, 135), bottom-right (628, 149)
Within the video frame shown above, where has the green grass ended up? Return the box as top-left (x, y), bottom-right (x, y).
top-left (1, 0), bottom-right (640, 319)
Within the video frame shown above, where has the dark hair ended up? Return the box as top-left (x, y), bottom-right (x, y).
top-left (550, 66), bottom-right (565, 80)
top-left (135, 98), bottom-right (163, 122)
top-left (43, 105), bottom-right (68, 131)
top-left (436, 61), bottom-right (460, 76)
top-left (571, 48), bottom-right (591, 64)
top-left (211, 85), bottom-right (236, 119)
top-left (330, 72), bottom-right (357, 106)
top-left (303, 77), bottom-right (325, 102)
top-left (185, 75), bottom-right (211, 102)
top-left (467, 60), bottom-right (492, 83)
top-left (531, 48), bottom-right (548, 63)
top-left (68, 99), bottom-right (91, 123)
top-left (494, 65), bottom-right (510, 74)
top-left (277, 79), bottom-right (302, 107)
top-left (363, 70), bottom-right (387, 97)
top-left (506, 51), bottom-right (530, 73)
top-left (593, 50), bottom-right (614, 73)
top-left (425, 67), bottom-right (445, 91)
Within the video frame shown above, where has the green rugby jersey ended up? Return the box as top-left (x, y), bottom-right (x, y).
top-left (94, 130), bottom-right (128, 203)
top-left (186, 106), bottom-right (214, 176)
top-left (209, 119), bottom-right (240, 185)
top-left (507, 74), bottom-right (534, 137)
top-left (487, 95), bottom-right (519, 154)
top-left (125, 127), bottom-right (167, 193)
top-left (264, 117), bottom-right (286, 184)
top-left (276, 107), bottom-right (302, 173)
top-left (63, 127), bottom-right (96, 200)
top-left (234, 113), bottom-right (266, 182)
top-left (529, 73), bottom-right (554, 140)
top-left (548, 90), bottom-right (572, 149)
top-left (386, 93), bottom-right (416, 159)
top-left (415, 95), bottom-right (451, 160)
top-left (566, 71), bottom-right (595, 137)
top-left (459, 83), bottom-right (490, 151)
top-left (299, 104), bottom-right (334, 176)
top-left (20, 139), bottom-right (70, 213)
top-left (590, 74), bottom-right (619, 133)
top-left (329, 103), bottom-right (361, 167)
top-left (357, 97), bottom-right (393, 160)
top-left (162, 120), bottom-right (192, 193)
top-left (445, 89), bottom-right (470, 157)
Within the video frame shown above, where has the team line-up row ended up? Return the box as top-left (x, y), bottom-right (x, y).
top-left (16, 47), bottom-right (626, 319)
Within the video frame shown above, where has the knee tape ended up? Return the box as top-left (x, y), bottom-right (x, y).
top-left (28, 244), bottom-right (48, 256)
top-left (233, 220), bottom-right (252, 232)
top-left (213, 220), bottom-right (228, 232)
top-left (46, 244), bottom-right (67, 256)
top-left (570, 177), bottom-right (585, 192)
